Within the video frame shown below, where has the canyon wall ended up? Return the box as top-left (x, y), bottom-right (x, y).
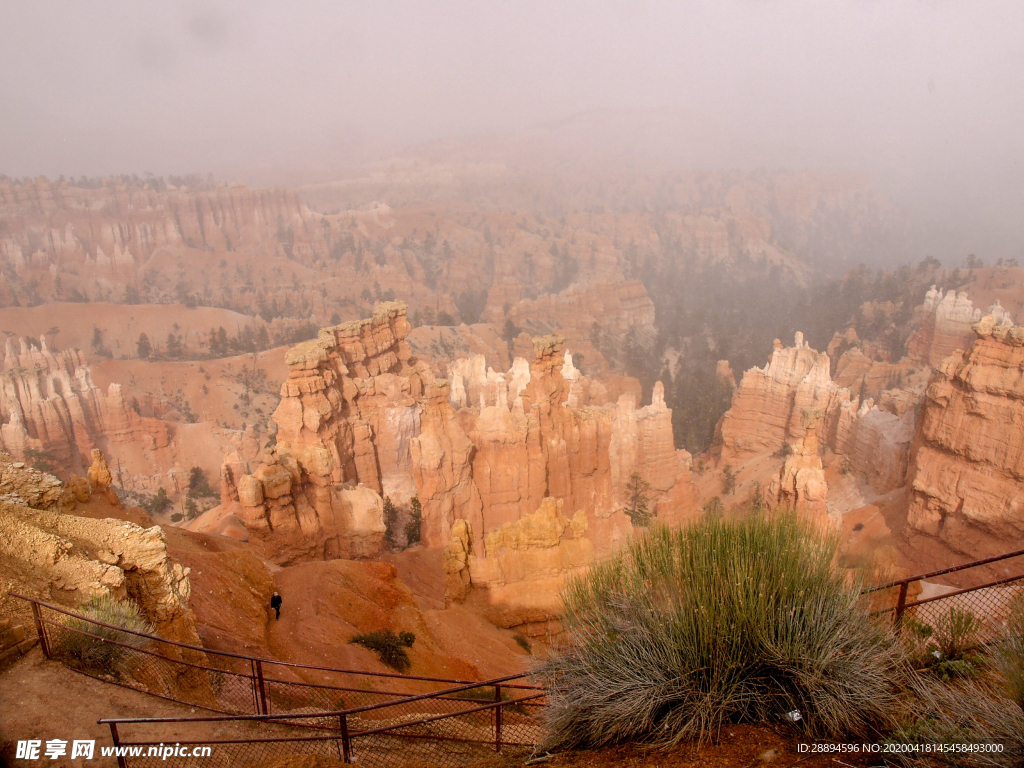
top-left (0, 177), bottom-right (315, 272)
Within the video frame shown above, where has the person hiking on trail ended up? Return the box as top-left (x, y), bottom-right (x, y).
top-left (270, 591), bottom-right (282, 620)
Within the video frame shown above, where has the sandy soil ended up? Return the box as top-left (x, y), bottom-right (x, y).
top-left (91, 346), bottom-right (289, 430)
top-left (0, 649), bottom-right (298, 768)
top-left (476, 725), bottom-right (881, 768)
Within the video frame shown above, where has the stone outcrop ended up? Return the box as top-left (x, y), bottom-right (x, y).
top-left (460, 497), bottom-right (594, 633)
top-left (0, 452), bottom-right (64, 509)
top-left (0, 453), bottom-right (199, 647)
top-left (906, 319), bottom-right (1024, 554)
top-left (0, 335), bottom-right (170, 471)
top-left (718, 332), bottom-right (846, 462)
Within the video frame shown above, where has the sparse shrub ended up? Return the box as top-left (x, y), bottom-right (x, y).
top-left (147, 487), bottom-right (172, 514)
top-left (905, 608), bottom-right (985, 681)
top-left (349, 628), bottom-right (415, 673)
top-left (513, 634), bottom-right (532, 654)
top-left (773, 442), bottom-right (793, 459)
top-left (537, 510), bottom-right (907, 750)
top-left (929, 607), bottom-right (985, 680)
top-left (701, 495), bottom-right (724, 518)
top-left (23, 447), bottom-right (57, 474)
top-left (890, 677), bottom-right (1024, 766)
top-left (187, 466), bottom-right (215, 498)
top-left (722, 464), bottom-right (736, 495)
top-left (53, 595), bottom-right (153, 680)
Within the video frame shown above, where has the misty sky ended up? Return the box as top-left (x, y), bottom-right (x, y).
top-left (2, 1), bottom-right (1023, 251)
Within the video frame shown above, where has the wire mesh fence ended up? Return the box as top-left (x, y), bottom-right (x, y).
top-left (12, 594), bottom-right (546, 766)
top-left (101, 680), bottom-right (547, 768)
top-left (862, 548), bottom-right (1024, 644)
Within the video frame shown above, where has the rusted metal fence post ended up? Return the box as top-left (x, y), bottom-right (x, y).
top-left (494, 683), bottom-right (503, 753)
top-left (108, 722), bottom-right (128, 768)
top-left (339, 713), bottom-right (352, 763)
top-left (253, 659), bottom-right (268, 715)
top-left (30, 602), bottom-right (50, 659)
top-left (894, 581), bottom-right (910, 633)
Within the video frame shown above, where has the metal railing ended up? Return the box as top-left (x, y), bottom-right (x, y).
top-left (98, 676), bottom-right (546, 767)
top-left (10, 593), bottom-right (542, 713)
top-left (862, 548), bottom-right (1024, 641)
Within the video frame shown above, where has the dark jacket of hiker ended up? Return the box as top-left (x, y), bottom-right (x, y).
top-left (270, 592), bottom-right (282, 619)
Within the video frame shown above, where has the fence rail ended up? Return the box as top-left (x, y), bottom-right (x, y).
top-left (861, 548), bottom-right (1024, 641)
top-left (98, 677), bottom-right (546, 767)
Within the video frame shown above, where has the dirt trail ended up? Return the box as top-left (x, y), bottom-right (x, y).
top-left (0, 649), bottom-right (299, 767)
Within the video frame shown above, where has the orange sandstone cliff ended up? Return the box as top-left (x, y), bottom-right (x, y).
top-left (906, 318), bottom-right (1024, 556)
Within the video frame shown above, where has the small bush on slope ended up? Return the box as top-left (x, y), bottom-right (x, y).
top-left (536, 511), bottom-right (907, 750)
top-left (349, 629), bottom-right (415, 673)
top-left (54, 594), bottom-right (153, 679)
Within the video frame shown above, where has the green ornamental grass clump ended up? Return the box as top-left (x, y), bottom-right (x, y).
top-left (538, 510), bottom-right (907, 749)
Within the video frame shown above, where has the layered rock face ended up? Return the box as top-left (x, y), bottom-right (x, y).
top-left (222, 302), bottom-right (699, 628)
top-left (766, 409), bottom-right (829, 521)
top-left (906, 286), bottom-right (1013, 368)
top-left (461, 497), bottom-right (594, 632)
top-left (906, 321), bottom-right (1024, 554)
top-left (0, 336), bottom-right (170, 471)
top-left (434, 341), bottom-right (697, 559)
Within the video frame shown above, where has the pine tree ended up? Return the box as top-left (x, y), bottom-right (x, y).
top-left (625, 472), bottom-right (652, 527)
top-left (136, 333), bottom-right (152, 359)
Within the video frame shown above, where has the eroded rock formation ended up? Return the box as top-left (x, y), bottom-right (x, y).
top-left (716, 331), bottom-right (921, 500)
top-left (766, 409), bottom-right (829, 522)
top-left (220, 302), bottom-right (429, 563)
top-left (0, 335), bottom-right (170, 471)
top-left (221, 302), bottom-right (700, 628)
